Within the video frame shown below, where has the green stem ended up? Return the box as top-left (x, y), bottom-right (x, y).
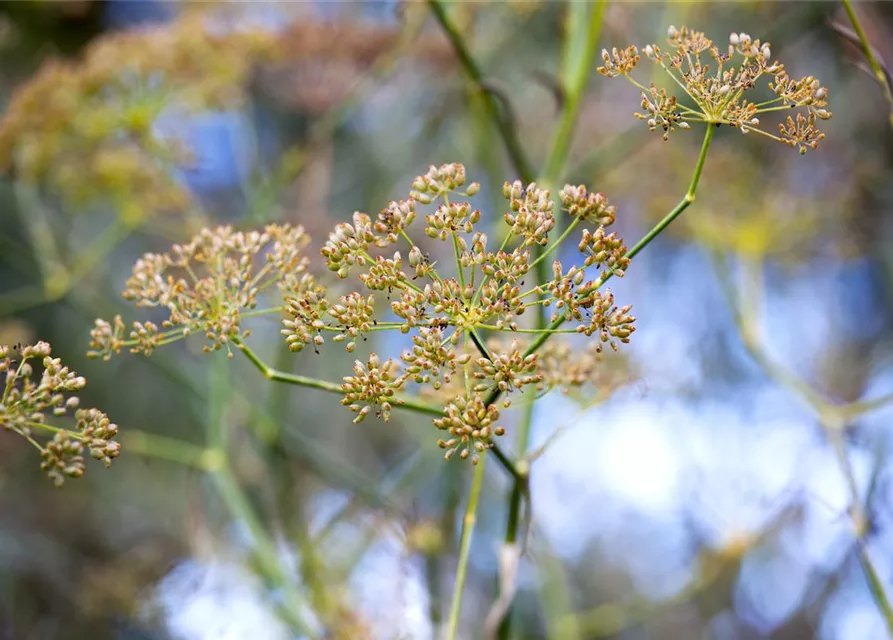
top-left (714, 252), bottom-right (893, 638)
top-left (427, 0), bottom-right (535, 184)
top-left (237, 341), bottom-right (446, 418)
top-left (206, 355), bottom-right (319, 638)
top-left (540, 0), bottom-right (607, 184)
top-left (0, 218), bottom-right (135, 315)
top-left (528, 218), bottom-right (580, 272)
top-left (859, 543), bottom-right (893, 633)
top-left (842, 0), bottom-right (893, 129)
top-left (479, 325), bottom-right (578, 334)
top-left (469, 327), bottom-right (493, 362)
top-left (481, 129), bottom-right (717, 612)
top-left (626, 123), bottom-right (714, 262)
top-left (453, 232), bottom-right (467, 289)
top-left (123, 430), bottom-right (220, 471)
top-left (446, 451), bottom-right (487, 640)
top-left (238, 340), bottom-right (524, 483)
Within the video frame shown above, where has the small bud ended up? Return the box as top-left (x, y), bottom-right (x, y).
top-left (760, 45), bottom-right (770, 60)
top-left (409, 246), bottom-right (422, 267)
top-left (467, 182), bottom-right (481, 197)
top-left (729, 32), bottom-right (739, 45)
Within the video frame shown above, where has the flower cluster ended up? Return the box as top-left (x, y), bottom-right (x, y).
top-left (88, 224), bottom-right (309, 360)
top-left (259, 14), bottom-right (457, 116)
top-left (1, 342), bottom-right (120, 486)
top-left (0, 8), bottom-right (280, 217)
top-left (341, 353), bottom-right (405, 424)
top-left (498, 338), bottom-right (633, 403)
top-left (293, 163), bottom-right (635, 458)
top-left (598, 25), bottom-right (832, 153)
top-left (93, 162), bottom-right (637, 462)
top-left (434, 393), bottom-right (506, 465)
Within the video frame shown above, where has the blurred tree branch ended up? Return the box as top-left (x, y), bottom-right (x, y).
top-left (837, 0), bottom-right (893, 129)
top-left (712, 249), bottom-right (893, 635)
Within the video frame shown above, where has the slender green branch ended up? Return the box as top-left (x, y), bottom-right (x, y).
top-left (711, 251), bottom-right (893, 637)
top-left (509, 126), bottom-right (716, 365)
top-left (478, 325), bottom-right (578, 335)
top-left (0, 217), bottom-right (135, 315)
top-left (528, 218), bottom-right (581, 272)
top-left (488, 124), bottom-right (715, 635)
top-left (207, 355), bottom-right (319, 638)
top-left (453, 232), bottom-right (467, 289)
top-left (860, 543), bottom-right (893, 630)
top-left (843, 391), bottom-right (893, 419)
top-left (841, 0), bottom-right (893, 129)
top-left (238, 341), bottom-right (345, 394)
top-left (237, 340), bottom-right (447, 417)
top-left (446, 451), bottom-right (487, 640)
top-left (23, 421), bottom-right (86, 440)
top-left (237, 340), bottom-right (524, 482)
top-left (503, 0), bottom-right (609, 525)
top-left (469, 327), bottom-right (494, 362)
top-left (627, 124), bottom-right (714, 262)
top-left (122, 430), bottom-right (221, 471)
top-left (427, 0), bottom-right (535, 184)
top-left (496, 8), bottom-right (608, 634)
top-left (541, 0), bottom-right (607, 184)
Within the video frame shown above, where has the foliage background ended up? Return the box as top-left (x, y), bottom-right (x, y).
top-left (2, 1), bottom-right (893, 639)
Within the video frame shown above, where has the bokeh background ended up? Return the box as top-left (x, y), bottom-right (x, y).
top-left (2, 1), bottom-right (893, 639)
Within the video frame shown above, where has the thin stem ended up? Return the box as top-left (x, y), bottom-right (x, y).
top-left (238, 341), bottom-right (525, 480)
top-left (206, 354), bottom-right (319, 638)
top-left (478, 325), bottom-right (578, 335)
top-left (0, 217), bottom-right (135, 315)
top-left (427, 0), bottom-right (535, 184)
top-left (122, 430), bottom-right (220, 471)
top-left (237, 340), bottom-right (446, 418)
top-left (23, 421), bottom-right (86, 440)
top-left (479, 128), bottom-right (718, 625)
top-left (841, 0), bottom-right (893, 129)
top-left (626, 123), bottom-right (714, 262)
top-left (239, 341), bottom-right (345, 394)
top-left (500, 13), bottom-right (612, 567)
top-left (242, 307), bottom-right (284, 319)
top-left (540, 0), bottom-right (607, 184)
top-left (753, 104), bottom-right (797, 114)
top-left (496, 404), bottom-right (533, 640)
top-left (528, 218), bottom-right (580, 272)
top-left (453, 232), bottom-right (467, 289)
top-left (469, 327), bottom-right (493, 362)
top-left (843, 391), bottom-right (893, 419)
top-left (446, 451), bottom-right (487, 640)
top-left (711, 250), bottom-right (893, 637)
top-left (860, 543), bottom-right (893, 631)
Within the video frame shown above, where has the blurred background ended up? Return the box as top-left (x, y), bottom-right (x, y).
top-left (1, 1), bottom-right (893, 639)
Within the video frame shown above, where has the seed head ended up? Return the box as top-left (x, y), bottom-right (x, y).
top-left (601, 24), bottom-right (832, 152)
top-left (434, 393), bottom-right (505, 465)
top-left (341, 353), bottom-right (406, 424)
top-left (91, 224), bottom-right (310, 359)
top-left (2, 341), bottom-right (119, 486)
